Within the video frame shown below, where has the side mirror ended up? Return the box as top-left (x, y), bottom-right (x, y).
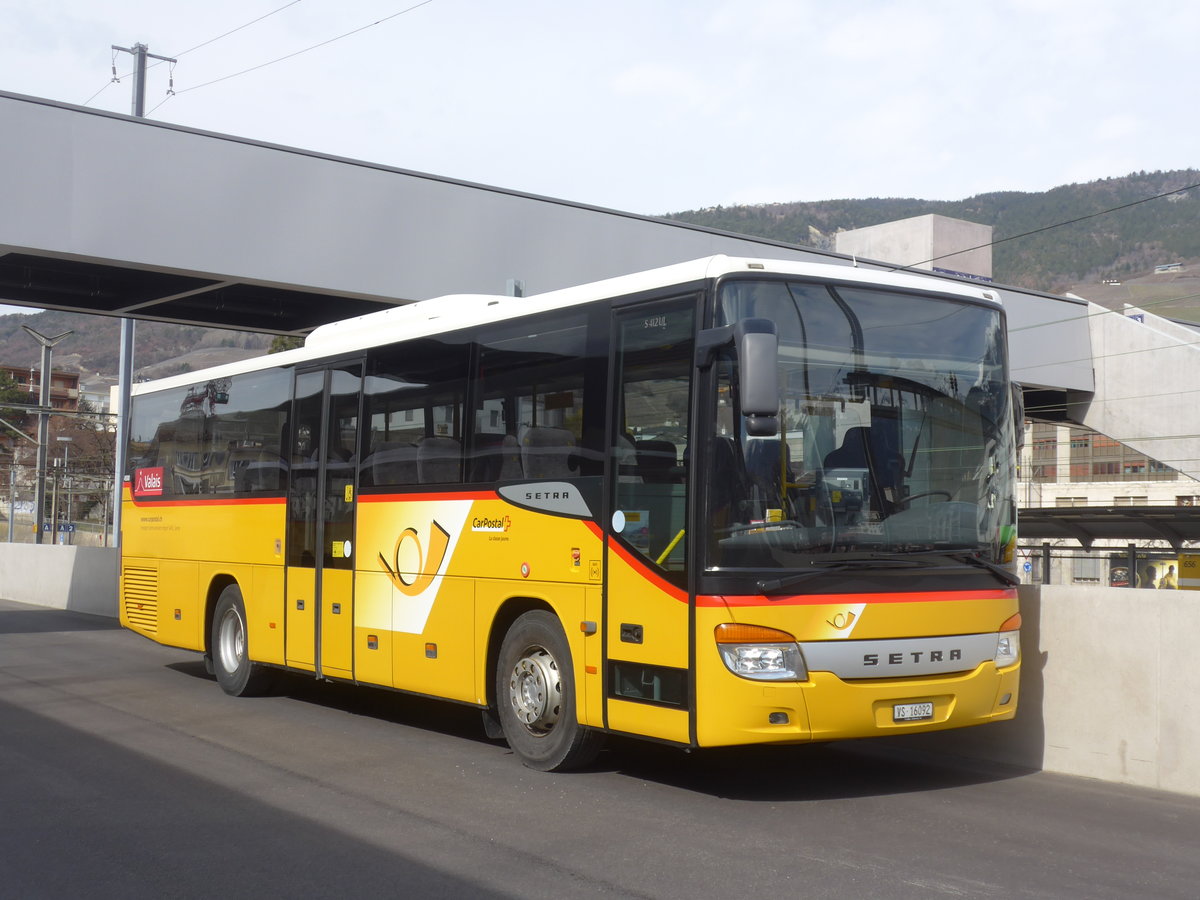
top-left (1011, 382), bottom-right (1025, 452)
top-left (738, 320), bottom-right (778, 437)
top-left (694, 317), bottom-right (779, 437)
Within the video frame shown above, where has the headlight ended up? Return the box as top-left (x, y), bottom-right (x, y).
top-left (994, 613), bottom-right (1021, 667)
top-left (994, 632), bottom-right (1020, 667)
top-left (715, 623), bottom-right (808, 681)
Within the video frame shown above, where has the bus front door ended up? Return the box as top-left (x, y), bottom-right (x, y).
top-left (286, 364), bottom-right (362, 680)
top-left (604, 298), bottom-right (696, 745)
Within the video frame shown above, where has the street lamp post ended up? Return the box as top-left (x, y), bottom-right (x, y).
top-left (22, 325), bottom-right (72, 544)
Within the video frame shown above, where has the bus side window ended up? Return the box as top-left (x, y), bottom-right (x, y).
top-left (611, 298), bottom-right (695, 576)
top-left (472, 310), bottom-right (602, 484)
top-left (128, 370), bottom-right (289, 500)
top-left (362, 338), bottom-right (467, 488)
top-left (520, 426), bottom-right (577, 479)
top-left (468, 432), bottom-right (522, 482)
top-left (417, 435), bottom-right (462, 484)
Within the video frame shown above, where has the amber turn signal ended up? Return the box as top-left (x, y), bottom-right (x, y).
top-left (715, 622), bottom-right (797, 644)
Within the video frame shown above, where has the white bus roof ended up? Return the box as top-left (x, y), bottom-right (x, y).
top-left (131, 255), bottom-right (1000, 396)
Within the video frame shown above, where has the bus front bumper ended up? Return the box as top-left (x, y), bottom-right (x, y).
top-left (694, 662), bottom-right (1020, 748)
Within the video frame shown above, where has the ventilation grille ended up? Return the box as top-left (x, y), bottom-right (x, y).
top-left (122, 566), bottom-right (159, 633)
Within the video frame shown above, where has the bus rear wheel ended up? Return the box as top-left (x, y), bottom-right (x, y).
top-left (211, 584), bottom-right (275, 697)
top-left (496, 611), bottom-right (602, 771)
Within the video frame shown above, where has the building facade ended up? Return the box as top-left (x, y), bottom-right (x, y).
top-left (1, 363), bottom-right (80, 412)
top-left (1018, 421), bottom-right (1199, 587)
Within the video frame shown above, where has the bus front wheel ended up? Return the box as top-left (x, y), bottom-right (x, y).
top-left (211, 584), bottom-right (275, 697)
top-left (496, 611), bottom-right (602, 771)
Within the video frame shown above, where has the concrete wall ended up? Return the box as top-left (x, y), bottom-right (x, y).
top-left (3, 547), bottom-right (1196, 796)
top-left (0, 544), bottom-right (117, 617)
top-left (884, 584), bottom-right (1200, 797)
top-left (1073, 301), bottom-right (1200, 482)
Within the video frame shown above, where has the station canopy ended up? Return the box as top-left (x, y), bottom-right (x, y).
top-left (1019, 506), bottom-right (1200, 552)
top-left (0, 252), bottom-right (393, 333)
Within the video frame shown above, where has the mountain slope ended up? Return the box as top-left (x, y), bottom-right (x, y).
top-left (0, 310), bottom-right (271, 379)
top-left (666, 169), bottom-right (1200, 292)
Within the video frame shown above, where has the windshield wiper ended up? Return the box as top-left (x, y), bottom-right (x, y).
top-left (935, 550), bottom-right (1021, 586)
top-left (755, 549), bottom-right (1020, 593)
top-left (756, 554), bottom-right (929, 593)
top-left (884, 548), bottom-right (1021, 586)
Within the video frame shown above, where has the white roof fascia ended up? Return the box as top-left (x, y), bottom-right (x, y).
top-left (132, 254), bottom-right (1000, 397)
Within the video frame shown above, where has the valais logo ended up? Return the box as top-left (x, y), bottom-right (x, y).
top-left (134, 467), bottom-right (165, 497)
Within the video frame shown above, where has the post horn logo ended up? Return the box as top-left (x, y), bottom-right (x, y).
top-left (378, 521), bottom-right (450, 596)
top-left (826, 610), bottom-right (857, 630)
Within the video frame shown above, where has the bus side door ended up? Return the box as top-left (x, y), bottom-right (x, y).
top-left (285, 363), bottom-right (362, 679)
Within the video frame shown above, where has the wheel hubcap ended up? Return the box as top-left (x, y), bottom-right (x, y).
top-left (508, 646), bottom-right (562, 734)
top-left (217, 607), bottom-right (245, 675)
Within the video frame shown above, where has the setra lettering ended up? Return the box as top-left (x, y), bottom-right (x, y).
top-left (862, 647), bottom-right (964, 667)
top-left (524, 490), bottom-right (571, 501)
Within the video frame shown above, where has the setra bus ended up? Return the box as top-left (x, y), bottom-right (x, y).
top-left (120, 255), bottom-right (1022, 770)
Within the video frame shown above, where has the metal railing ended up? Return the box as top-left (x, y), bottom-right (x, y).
top-left (1017, 542), bottom-right (1186, 589)
top-left (2, 460), bottom-right (114, 546)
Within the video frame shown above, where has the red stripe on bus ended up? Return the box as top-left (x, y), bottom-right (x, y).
top-left (358, 490), bottom-right (498, 503)
top-left (128, 495), bottom-right (286, 508)
top-left (696, 589), bottom-right (1017, 608)
top-left (606, 537), bottom-right (688, 603)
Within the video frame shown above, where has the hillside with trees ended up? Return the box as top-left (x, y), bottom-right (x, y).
top-left (666, 169), bottom-right (1200, 293)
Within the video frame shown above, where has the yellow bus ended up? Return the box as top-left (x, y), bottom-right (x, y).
top-left (121, 255), bottom-right (1022, 770)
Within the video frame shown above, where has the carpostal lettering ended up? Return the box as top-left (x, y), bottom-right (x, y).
top-left (471, 515), bottom-right (511, 533)
top-left (863, 648), bottom-right (962, 666)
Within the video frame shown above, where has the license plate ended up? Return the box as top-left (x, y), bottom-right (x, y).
top-left (893, 701), bottom-right (934, 722)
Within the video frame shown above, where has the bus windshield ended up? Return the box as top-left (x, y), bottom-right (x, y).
top-left (707, 278), bottom-right (1016, 573)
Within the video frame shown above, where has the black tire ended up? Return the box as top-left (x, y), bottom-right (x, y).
top-left (211, 584), bottom-right (275, 697)
top-left (496, 610), bottom-right (602, 771)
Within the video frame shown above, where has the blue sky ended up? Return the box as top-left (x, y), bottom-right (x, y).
top-left (1, 0), bottom-right (1197, 315)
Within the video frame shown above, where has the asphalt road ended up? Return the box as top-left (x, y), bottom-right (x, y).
top-left (3, 597), bottom-right (1199, 900)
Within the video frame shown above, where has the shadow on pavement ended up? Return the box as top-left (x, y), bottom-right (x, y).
top-left (0, 697), bottom-right (519, 899)
top-left (0, 599), bottom-right (120, 634)
top-left (599, 734), bottom-right (1037, 801)
top-left (166, 659), bottom-right (494, 747)
top-left (166, 650), bottom-right (1034, 802)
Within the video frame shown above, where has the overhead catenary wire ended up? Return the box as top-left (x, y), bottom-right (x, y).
top-left (883, 174), bottom-right (1200, 434)
top-left (82, 1), bottom-right (304, 107)
top-left (1017, 312), bottom-right (1200, 452)
top-left (148, 0), bottom-right (436, 115)
top-left (844, 175), bottom-right (1200, 405)
top-left (65, 8), bottom-right (1200, 459)
top-left (897, 179), bottom-right (1200, 272)
top-left (82, 3), bottom-right (1196, 359)
top-left (172, 0), bottom-right (304, 59)
top-left (1012, 301), bottom-right (1200, 371)
top-left (880, 178), bottom-right (1200, 457)
top-left (895, 221), bottom-right (1200, 453)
